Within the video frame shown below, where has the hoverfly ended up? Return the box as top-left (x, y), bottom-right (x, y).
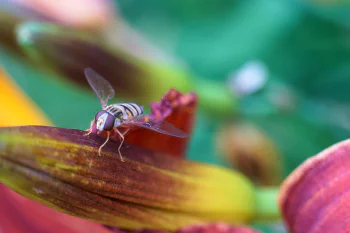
top-left (84, 68), bottom-right (187, 161)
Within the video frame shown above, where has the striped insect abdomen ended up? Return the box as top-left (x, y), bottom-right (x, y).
top-left (119, 103), bottom-right (143, 118)
top-left (106, 103), bottom-right (143, 121)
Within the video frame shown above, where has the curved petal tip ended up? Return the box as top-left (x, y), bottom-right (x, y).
top-left (279, 139), bottom-right (350, 233)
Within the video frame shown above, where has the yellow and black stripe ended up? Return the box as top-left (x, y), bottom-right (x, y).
top-left (106, 103), bottom-right (143, 120)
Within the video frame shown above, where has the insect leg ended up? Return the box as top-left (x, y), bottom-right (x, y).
top-left (84, 120), bottom-right (95, 136)
top-left (98, 131), bottom-right (110, 156)
top-left (115, 128), bottom-right (130, 162)
top-left (122, 128), bottom-right (130, 136)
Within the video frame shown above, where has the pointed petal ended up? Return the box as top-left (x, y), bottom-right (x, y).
top-left (0, 126), bottom-right (255, 231)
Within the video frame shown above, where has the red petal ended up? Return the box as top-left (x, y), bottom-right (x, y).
top-left (93, 89), bottom-right (197, 157)
top-left (0, 185), bottom-right (112, 233)
top-left (279, 139), bottom-right (350, 233)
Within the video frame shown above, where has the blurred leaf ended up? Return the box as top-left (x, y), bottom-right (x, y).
top-left (299, 0), bottom-right (350, 27)
top-left (262, 12), bottom-right (350, 102)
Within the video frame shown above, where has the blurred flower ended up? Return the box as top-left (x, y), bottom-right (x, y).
top-left (0, 0), bottom-right (174, 60)
top-left (11, 0), bottom-right (113, 29)
top-left (0, 0), bottom-right (114, 53)
top-left (216, 122), bottom-right (282, 186)
top-left (16, 22), bottom-right (193, 103)
top-left (279, 139), bottom-right (350, 233)
top-left (0, 88), bottom-right (278, 232)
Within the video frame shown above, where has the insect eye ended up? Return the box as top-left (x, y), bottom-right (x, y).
top-left (95, 110), bottom-right (107, 121)
top-left (104, 114), bottom-right (115, 131)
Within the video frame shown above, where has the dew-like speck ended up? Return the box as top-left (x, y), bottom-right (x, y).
top-left (32, 187), bottom-right (44, 194)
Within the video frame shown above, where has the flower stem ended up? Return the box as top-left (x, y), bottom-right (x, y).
top-left (195, 79), bottom-right (239, 116)
top-left (254, 187), bottom-right (280, 222)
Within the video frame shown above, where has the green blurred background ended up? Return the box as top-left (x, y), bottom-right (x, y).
top-left (117, 0), bottom-right (350, 173)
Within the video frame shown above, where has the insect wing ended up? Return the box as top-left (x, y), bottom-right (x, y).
top-left (84, 68), bottom-right (115, 108)
top-left (129, 115), bottom-right (188, 138)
